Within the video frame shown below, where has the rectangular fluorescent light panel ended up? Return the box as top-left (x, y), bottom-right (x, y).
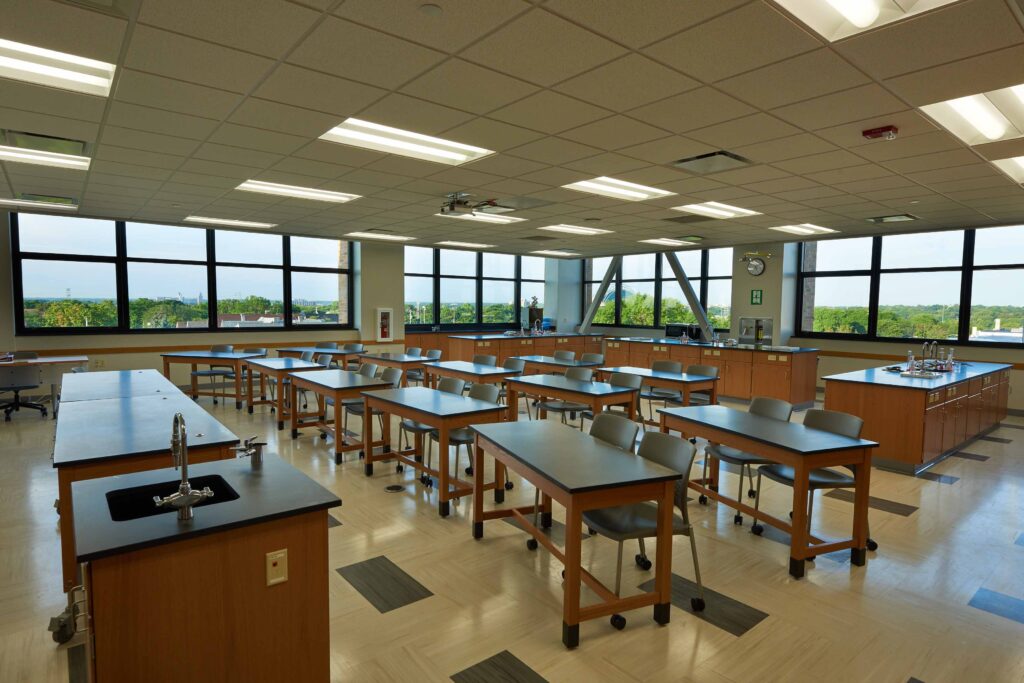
top-left (0, 38), bottom-right (115, 96)
top-left (768, 224), bottom-right (838, 236)
top-left (672, 202), bottom-right (761, 219)
top-left (437, 241), bottom-right (494, 249)
top-left (236, 180), bottom-right (359, 203)
top-left (774, 0), bottom-right (961, 41)
top-left (562, 176), bottom-right (674, 201)
top-left (0, 144), bottom-right (90, 170)
top-left (0, 196), bottom-right (78, 211)
top-left (320, 118), bottom-right (494, 166)
top-left (531, 249), bottom-right (579, 257)
top-left (865, 214), bottom-right (919, 224)
top-left (640, 238), bottom-right (697, 247)
top-left (921, 83), bottom-right (1024, 146)
top-left (992, 156), bottom-right (1024, 183)
top-left (346, 232), bottom-right (416, 242)
top-left (538, 224), bottom-right (612, 236)
top-left (435, 212), bottom-right (525, 224)
top-left (183, 216), bottom-right (276, 229)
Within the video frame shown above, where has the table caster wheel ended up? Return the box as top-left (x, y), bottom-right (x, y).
top-left (504, 481), bottom-right (514, 490)
top-left (808, 556), bottom-right (816, 562)
top-left (635, 554), bottom-right (652, 571)
top-left (698, 495), bottom-right (708, 505)
top-left (42, 409), bottom-right (48, 418)
top-left (733, 514), bottom-right (743, 525)
top-left (751, 524), bottom-right (764, 536)
top-left (526, 538), bottom-right (538, 551)
top-left (610, 614), bottom-right (626, 630)
top-left (747, 489), bottom-right (757, 498)
top-left (561, 569), bottom-right (565, 578)
top-left (690, 597), bottom-right (705, 612)
top-left (320, 432), bottom-right (327, 440)
top-left (396, 464), bottom-right (404, 473)
top-left (867, 539), bottom-right (879, 551)
top-left (427, 479), bottom-right (434, 488)
top-left (465, 466), bottom-right (473, 475)
top-left (48, 612), bottom-right (74, 644)
top-left (588, 527), bottom-right (596, 535)
top-left (270, 407), bottom-right (276, 413)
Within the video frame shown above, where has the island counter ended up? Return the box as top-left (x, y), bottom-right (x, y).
top-left (446, 332), bottom-right (603, 364)
top-left (824, 362), bottom-right (1011, 473)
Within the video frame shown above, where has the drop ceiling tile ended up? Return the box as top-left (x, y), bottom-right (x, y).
top-left (355, 94), bottom-right (476, 136)
top-left (397, 178), bottom-right (468, 197)
top-left (505, 137), bottom-right (603, 166)
top-left (546, 0), bottom-right (747, 48)
top-left (616, 136), bottom-right (715, 166)
top-left (361, 156), bottom-right (448, 179)
top-left (99, 127), bottom-right (199, 156)
top-left (4, 0), bottom-right (127, 62)
top-left (884, 44), bottom-right (1024, 107)
top-left (461, 10), bottom-right (628, 87)
top-left (89, 160), bottom-right (174, 181)
top-left (209, 123), bottom-right (307, 155)
top-left (179, 158), bottom-right (257, 180)
top-left (490, 91), bottom-right (610, 135)
top-left (342, 168), bottom-right (421, 189)
top-left (658, 177), bottom-right (727, 194)
top-left (562, 153), bottom-right (650, 176)
top-left (87, 173), bottom-right (164, 192)
top-left (229, 98), bottom-right (340, 138)
top-left (774, 150), bottom-right (869, 175)
top-left (800, 194), bottom-right (859, 208)
top-left (644, 2), bottom-right (820, 82)
top-left (0, 107), bottom-right (98, 143)
top-left (560, 116), bottom-right (666, 150)
top-left (480, 178), bottom-right (550, 196)
top-left (289, 18), bottom-right (445, 90)
top-left (628, 88), bottom-right (756, 134)
top-left (114, 70), bottom-right (241, 122)
top-left (907, 164), bottom-right (1003, 186)
top-left (853, 130), bottom-right (961, 163)
top-left (687, 113), bottom-right (801, 148)
top-left (253, 65), bottom-right (387, 118)
top-left (106, 102), bottom-right (219, 141)
top-left (442, 118), bottom-right (545, 152)
top-left (772, 186), bottom-right (847, 202)
top-left (973, 138), bottom-right (1024, 162)
top-left (294, 140), bottom-right (386, 167)
top-left (555, 54), bottom-right (699, 112)
top-left (883, 149), bottom-right (982, 175)
top-left (93, 145), bottom-right (185, 171)
top-left (125, 25), bottom-right (275, 94)
top-left (193, 143), bottom-right (284, 169)
top-left (707, 165), bottom-right (791, 185)
top-left (833, 176), bottom-right (917, 194)
top-left (742, 176), bottom-right (821, 194)
top-left (268, 157), bottom-right (354, 180)
top-left (160, 182), bottom-right (228, 198)
top-left (1, 81), bottom-right (108, 125)
top-left (460, 155), bottom-right (548, 178)
top-left (812, 165), bottom-right (894, 185)
top-left (771, 84), bottom-right (906, 131)
top-left (732, 134), bottom-right (838, 164)
top-left (401, 59), bottom-right (540, 116)
top-left (717, 49), bottom-right (869, 110)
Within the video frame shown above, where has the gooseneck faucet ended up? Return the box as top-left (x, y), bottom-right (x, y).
top-left (154, 412), bottom-right (214, 521)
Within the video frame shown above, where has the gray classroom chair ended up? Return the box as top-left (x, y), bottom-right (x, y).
top-left (580, 352), bottom-right (604, 365)
top-left (405, 346), bottom-right (422, 357)
top-left (315, 342), bottom-right (338, 349)
top-left (400, 377), bottom-right (465, 486)
top-left (322, 363), bottom-right (378, 410)
top-left (190, 344), bottom-right (233, 405)
top-left (676, 364), bottom-right (719, 406)
top-left (640, 360), bottom-right (684, 420)
top-left (751, 409), bottom-right (878, 554)
top-left (225, 347), bottom-right (267, 391)
top-left (428, 382), bottom-right (501, 487)
top-left (340, 367), bottom-right (402, 461)
top-left (342, 343), bottom-right (365, 370)
top-left (472, 354), bottom-right (497, 366)
top-left (535, 366), bottom-right (593, 425)
top-left (581, 372), bottom-right (643, 428)
top-left (582, 431), bottom-right (707, 630)
top-left (1, 360), bottom-right (47, 420)
top-left (497, 358), bottom-right (526, 403)
top-left (406, 349), bottom-right (441, 385)
top-left (702, 397), bottom-right (793, 525)
top-left (553, 349), bottom-right (576, 362)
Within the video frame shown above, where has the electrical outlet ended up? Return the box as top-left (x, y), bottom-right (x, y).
top-left (266, 549), bottom-right (288, 586)
top-left (93, 359), bottom-right (105, 369)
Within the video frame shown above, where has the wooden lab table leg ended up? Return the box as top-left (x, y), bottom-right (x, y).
top-left (562, 500), bottom-right (582, 649)
top-left (788, 460), bottom-right (811, 579)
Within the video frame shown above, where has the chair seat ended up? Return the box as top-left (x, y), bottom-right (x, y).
top-left (429, 427), bottom-right (473, 444)
top-left (673, 391), bottom-right (712, 406)
top-left (344, 402), bottom-right (381, 417)
top-left (3, 385), bottom-right (37, 392)
top-left (400, 419), bottom-right (434, 433)
top-left (706, 443), bottom-right (772, 466)
top-left (539, 400), bottom-right (589, 413)
top-left (582, 503), bottom-right (689, 541)
top-left (758, 464), bottom-right (854, 489)
top-left (640, 387), bottom-right (680, 401)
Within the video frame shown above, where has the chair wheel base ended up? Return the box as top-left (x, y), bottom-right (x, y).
top-left (396, 464), bottom-right (404, 473)
top-left (733, 514), bottom-right (743, 526)
top-left (690, 597), bottom-right (705, 612)
top-left (319, 432), bottom-right (327, 440)
top-left (610, 614), bottom-right (626, 630)
top-left (747, 489), bottom-right (757, 498)
top-left (751, 524), bottom-right (764, 536)
top-left (464, 466), bottom-right (473, 475)
top-left (526, 538), bottom-right (538, 551)
top-left (697, 495), bottom-right (708, 505)
top-left (867, 539), bottom-right (879, 551)
top-left (635, 554), bottom-right (652, 571)
top-left (504, 481), bottom-right (514, 490)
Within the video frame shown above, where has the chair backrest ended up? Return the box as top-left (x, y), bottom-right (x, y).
top-left (686, 364), bottom-right (719, 378)
top-left (11, 351), bottom-right (38, 360)
top-left (553, 350), bottom-right (575, 361)
top-left (608, 372), bottom-right (643, 390)
top-left (502, 358), bottom-right (526, 372)
top-left (316, 353), bottom-right (334, 366)
top-left (472, 354), bottom-right (497, 366)
top-left (211, 344), bottom-right (233, 353)
top-left (467, 383), bottom-right (500, 404)
top-left (437, 377), bottom-right (466, 394)
top-left (341, 343), bottom-right (364, 352)
top-left (652, 359), bottom-right (682, 374)
top-left (424, 349), bottom-right (443, 360)
top-left (357, 363), bottom-right (378, 377)
top-left (804, 409), bottom-right (864, 439)
top-left (406, 346), bottom-right (422, 357)
top-left (380, 367), bottom-right (403, 388)
top-left (580, 352), bottom-right (604, 364)
top-left (565, 367), bottom-right (593, 382)
top-left (315, 342), bottom-right (338, 349)
top-left (0, 365), bottom-right (41, 389)
top-left (242, 348), bottom-right (267, 356)
top-left (590, 413), bottom-right (639, 452)
top-left (299, 351), bottom-right (315, 362)
top-left (749, 397), bottom-right (794, 422)
top-left (637, 431), bottom-right (698, 511)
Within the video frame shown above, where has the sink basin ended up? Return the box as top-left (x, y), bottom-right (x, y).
top-left (106, 474), bottom-right (239, 522)
top-left (900, 370), bottom-right (940, 379)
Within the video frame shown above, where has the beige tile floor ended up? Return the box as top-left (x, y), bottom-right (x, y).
top-left (1, 393), bottom-right (1023, 682)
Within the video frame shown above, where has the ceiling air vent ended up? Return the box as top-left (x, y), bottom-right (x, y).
top-left (520, 235), bottom-right (558, 242)
top-left (672, 151), bottom-right (751, 174)
top-left (866, 213), bottom-right (919, 224)
top-left (662, 215), bottom-right (708, 225)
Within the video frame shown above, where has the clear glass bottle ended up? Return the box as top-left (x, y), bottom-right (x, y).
top-left (907, 351), bottom-right (915, 371)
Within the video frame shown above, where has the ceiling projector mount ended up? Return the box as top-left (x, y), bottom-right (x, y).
top-left (439, 192), bottom-right (516, 216)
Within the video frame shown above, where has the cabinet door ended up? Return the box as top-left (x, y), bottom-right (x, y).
top-left (628, 344), bottom-right (651, 367)
top-left (533, 338), bottom-right (556, 356)
top-left (723, 361), bottom-right (752, 399)
top-left (669, 345), bottom-right (701, 366)
top-left (750, 363), bottom-right (790, 402)
top-left (954, 397), bottom-right (968, 446)
top-left (603, 341), bottom-right (629, 366)
top-left (941, 401), bottom-right (957, 453)
top-left (966, 393), bottom-right (982, 438)
top-left (981, 386), bottom-right (998, 431)
top-left (923, 405), bottom-right (944, 463)
top-left (997, 379), bottom-right (1009, 423)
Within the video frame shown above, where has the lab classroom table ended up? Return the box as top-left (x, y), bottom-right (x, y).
top-left (471, 421), bottom-right (681, 649)
top-left (0, 354), bottom-right (89, 417)
top-left (243, 357), bottom-right (324, 430)
top-left (511, 354), bottom-right (601, 375)
top-left (287, 369), bottom-right (391, 463)
top-left (506, 374), bottom-right (638, 422)
top-left (659, 405), bottom-right (878, 579)
top-left (58, 369), bottom-right (176, 403)
top-left (276, 346), bottom-right (362, 365)
top-left (598, 365), bottom-right (719, 426)
top-left (161, 350), bottom-right (265, 409)
top-left (421, 361), bottom-right (522, 416)
top-left (361, 387), bottom-right (507, 516)
top-left (357, 352), bottom-right (431, 386)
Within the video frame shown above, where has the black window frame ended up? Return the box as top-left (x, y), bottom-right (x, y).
top-left (9, 212), bottom-right (355, 335)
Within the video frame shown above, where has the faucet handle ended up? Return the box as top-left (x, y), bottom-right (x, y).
top-left (198, 486), bottom-right (214, 499)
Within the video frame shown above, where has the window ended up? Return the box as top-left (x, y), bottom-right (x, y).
top-left (969, 225), bottom-right (1024, 344)
top-left (582, 248), bottom-right (733, 330)
top-left (798, 237), bottom-right (873, 335)
top-left (440, 278), bottom-right (476, 324)
top-left (10, 214), bottom-right (353, 334)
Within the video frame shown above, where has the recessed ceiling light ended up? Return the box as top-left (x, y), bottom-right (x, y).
top-left (824, 0), bottom-right (879, 27)
top-left (436, 241), bottom-right (494, 249)
top-left (920, 84), bottom-right (1024, 145)
top-left (992, 156), bottom-right (1024, 183)
top-left (236, 180), bottom-right (360, 203)
top-left (774, 0), bottom-right (961, 41)
top-left (0, 144), bottom-right (90, 170)
top-left (562, 176), bottom-right (674, 201)
top-left (768, 224), bottom-right (838, 236)
top-left (537, 224), bottom-right (612, 236)
top-left (531, 249), bottom-right (579, 257)
top-left (672, 202), bottom-right (761, 219)
top-left (0, 38), bottom-right (115, 96)
top-left (346, 232), bottom-right (416, 242)
top-left (320, 118), bottom-right (494, 166)
top-left (434, 212), bottom-right (525, 224)
top-left (0, 196), bottom-right (77, 211)
top-left (865, 214), bottom-right (919, 224)
top-left (639, 238), bottom-right (698, 247)
top-left (184, 216), bottom-right (276, 229)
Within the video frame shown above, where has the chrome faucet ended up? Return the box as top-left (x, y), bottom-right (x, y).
top-left (154, 412), bottom-right (213, 521)
top-left (232, 435), bottom-right (266, 467)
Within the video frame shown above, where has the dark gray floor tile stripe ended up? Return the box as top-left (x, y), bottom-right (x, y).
top-left (916, 471), bottom-right (959, 484)
top-left (67, 644), bottom-right (87, 683)
top-left (824, 489), bottom-right (919, 516)
top-left (638, 573), bottom-right (769, 637)
top-left (327, 514), bottom-right (342, 528)
top-left (908, 678), bottom-right (926, 683)
top-left (968, 588), bottom-right (1024, 625)
top-left (1015, 533), bottom-right (1024, 548)
top-left (999, 423), bottom-right (1024, 430)
top-left (503, 517), bottom-right (590, 545)
top-left (750, 523), bottom-right (848, 564)
top-left (336, 556), bottom-right (432, 613)
top-left (980, 435), bottom-right (1012, 444)
top-left (451, 650), bottom-right (548, 683)
top-left (951, 451), bottom-right (990, 462)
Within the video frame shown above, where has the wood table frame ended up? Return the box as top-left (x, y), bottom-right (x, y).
top-left (512, 355), bottom-right (601, 376)
top-left (244, 359), bottom-right (324, 430)
top-left (506, 376), bottom-right (638, 423)
top-left (288, 372), bottom-right (390, 464)
top-left (597, 366), bottom-right (719, 428)
top-left (659, 410), bottom-right (875, 579)
top-left (472, 429), bottom-right (676, 649)
top-left (361, 391), bottom-right (506, 516)
top-left (161, 352), bottom-right (263, 409)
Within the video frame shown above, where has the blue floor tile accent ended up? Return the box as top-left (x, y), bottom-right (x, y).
top-left (969, 588), bottom-right (1024, 625)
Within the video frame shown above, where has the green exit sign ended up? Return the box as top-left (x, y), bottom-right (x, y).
top-left (751, 289), bottom-right (763, 305)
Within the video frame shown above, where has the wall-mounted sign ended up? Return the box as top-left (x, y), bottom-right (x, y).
top-left (750, 289), bottom-right (763, 306)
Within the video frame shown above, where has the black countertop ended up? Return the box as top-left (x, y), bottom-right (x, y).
top-left (604, 337), bottom-right (818, 353)
top-left (289, 368), bottom-right (390, 391)
top-left (510, 355), bottom-right (601, 367)
top-left (508, 374), bottom-right (636, 397)
top-left (658, 405), bottom-right (877, 455)
top-left (824, 362), bottom-right (1011, 390)
top-left (599, 366), bottom-right (718, 383)
top-left (59, 369), bottom-right (178, 403)
top-left (363, 386), bottom-right (506, 417)
top-left (472, 421), bottom-right (680, 493)
top-left (72, 455), bottom-right (340, 562)
top-left (54, 394), bottom-right (239, 467)
top-left (448, 332), bottom-right (603, 340)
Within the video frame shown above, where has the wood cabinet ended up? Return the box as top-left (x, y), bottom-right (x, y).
top-left (923, 403), bottom-right (944, 464)
top-left (500, 337), bottom-right (534, 363)
top-left (449, 337), bottom-right (498, 362)
top-left (751, 361), bottom-right (791, 402)
top-left (603, 340), bottom-right (630, 366)
top-left (630, 343), bottom-right (673, 367)
top-left (669, 344), bottom-right (701, 367)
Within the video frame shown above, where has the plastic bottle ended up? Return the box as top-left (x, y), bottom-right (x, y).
top-left (907, 351), bottom-right (914, 372)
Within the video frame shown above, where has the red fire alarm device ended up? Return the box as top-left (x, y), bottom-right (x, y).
top-left (862, 125), bottom-right (898, 141)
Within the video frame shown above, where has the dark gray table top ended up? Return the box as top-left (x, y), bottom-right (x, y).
top-left (245, 357), bottom-right (323, 371)
top-left (824, 362), bottom-right (1011, 391)
top-left (599, 366), bottom-right (718, 383)
top-left (423, 361), bottom-right (519, 377)
top-left (472, 421), bottom-right (680, 494)
top-left (449, 333), bottom-right (603, 340)
top-left (508, 374), bottom-right (636, 396)
top-left (53, 394), bottom-right (239, 467)
top-left (161, 351), bottom-right (264, 360)
top-left (289, 369), bottom-right (390, 391)
top-left (658, 405), bottom-right (878, 455)
top-left (363, 386), bottom-right (505, 417)
top-left (59, 369), bottom-right (177, 403)
top-left (511, 355), bottom-right (600, 367)
top-left (72, 455), bottom-right (340, 562)
top-left (359, 352), bottom-right (430, 364)
top-left (277, 347), bottom-right (361, 355)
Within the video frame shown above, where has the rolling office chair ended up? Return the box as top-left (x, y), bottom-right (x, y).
top-left (341, 367), bottom-right (403, 462)
top-left (582, 431), bottom-right (707, 630)
top-left (639, 360), bottom-right (684, 423)
top-left (406, 349), bottom-right (441, 386)
top-left (1, 353), bottom-right (47, 420)
top-left (400, 377), bottom-right (465, 486)
top-left (751, 409), bottom-right (878, 554)
top-left (701, 397), bottom-right (793, 525)
top-left (580, 372), bottom-right (643, 429)
top-left (428, 383), bottom-right (501, 489)
top-left (190, 344), bottom-right (234, 404)
top-left (580, 352), bottom-right (604, 365)
top-left (534, 366), bottom-right (593, 426)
